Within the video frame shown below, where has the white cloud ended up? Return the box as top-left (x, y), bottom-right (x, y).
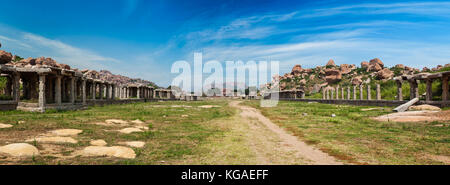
top-left (0, 25), bottom-right (122, 71)
top-left (22, 33), bottom-right (120, 68)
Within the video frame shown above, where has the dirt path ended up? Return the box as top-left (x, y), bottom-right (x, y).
top-left (230, 101), bottom-right (342, 165)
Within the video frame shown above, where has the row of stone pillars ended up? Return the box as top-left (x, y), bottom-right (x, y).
top-left (86, 81), bottom-right (117, 101)
top-left (153, 89), bottom-right (173, 99)
top-left (118, 86), bottom-right (153, 99)
top-left (394, 72), bottom-right (449, 101)
top-left (322, 84), bottom-right (381, 100)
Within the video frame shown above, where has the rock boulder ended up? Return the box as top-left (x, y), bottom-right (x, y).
top-left (325, 68), bottom-right (342, 83)
top-left (0, 50), bottom-right (12, 64)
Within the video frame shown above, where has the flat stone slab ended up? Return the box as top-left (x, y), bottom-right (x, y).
top-left (50, 129), bottom-right (83, 136)
top-left (0, 123), bottom-right (13, 129)
top-left (134, 126), bottom-right (149, 130)
top-left (80, 146), bottom-right (136, 159)
top-left (121, 141), bottom-right (145, 148)
top-left (27, 136), bottom-right (78, 144)
top-left (409, 104), bottom-right (441, 111)
top-left (90, 139), bottom-right (107, 146)
top-left (119, 127), bottom-right (143, 134)
top-left (0, 143), bottom-right (39, 157)
top-left (131, 119), bottom-right (144, 124)
top-left (373, 111), bottom-right (441, 122)
top-left (105, 119), bottom-right (128, 125)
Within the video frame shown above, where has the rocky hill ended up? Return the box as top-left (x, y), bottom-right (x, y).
top-left (273, 58), bottom-right (450, 96)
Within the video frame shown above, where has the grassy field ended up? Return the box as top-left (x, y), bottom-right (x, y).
top-left (243, 100), bottom-right (450, 164)
top-left (1, 99), bottom-right (448, 165)
top-left (0, 100), bottom-right (240, 164)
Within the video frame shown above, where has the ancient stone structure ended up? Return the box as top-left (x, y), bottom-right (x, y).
top-left (0, 64), bottom-right (179, 112)
top-left (309, 72), bottom-right (450, 107)
top-left (153, 89), bottom-right (175, 100)
top-left (322, 82), bottom-right (382, 102)
top-left (394, 71), bottom-right (450, 102)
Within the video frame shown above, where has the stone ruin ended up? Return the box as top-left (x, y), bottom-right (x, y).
top-left (0, 45), bottom-right (185, 112)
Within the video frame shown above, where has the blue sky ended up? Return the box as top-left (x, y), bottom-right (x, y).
top-left (1, 0), bottom-right (450, 87)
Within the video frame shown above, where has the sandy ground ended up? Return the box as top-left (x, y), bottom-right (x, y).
top-left (230, 101), bottom-right (342, 165)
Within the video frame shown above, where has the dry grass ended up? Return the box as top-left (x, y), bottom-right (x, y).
top-left (243, 100), bottom-right (450, 165)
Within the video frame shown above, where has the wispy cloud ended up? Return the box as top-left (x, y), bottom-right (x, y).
top-left (0, 26), bottom-right (121, 71)
top-left (302, 1), bottom-right (450, 18)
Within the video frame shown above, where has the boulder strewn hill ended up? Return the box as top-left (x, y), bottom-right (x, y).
top-left (273, 58), bottom-right (450, 96)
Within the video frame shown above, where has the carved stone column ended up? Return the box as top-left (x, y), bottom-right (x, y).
top-left (55, 76), bottom-right (62, 105)
top-left (409, 80), bottom-right (418, 99)
top-left (335, 86), bottom-right (339, 100)
top-left (13, 73), bottom-right (20, 102)
top-left (99, 83), bottom-right (104, 100)
top-left (82, 79), bottom-right (86, 105)
top-left (376, 84), bottom-right (381, 100)
top-left (442, 75), bottom-right (449, 101)
top-left (359, 85), bottom-right (364, 100)
top-left (38, 74), bottom-right (46, 110)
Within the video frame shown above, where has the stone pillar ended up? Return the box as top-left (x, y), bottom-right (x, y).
top-left (13, 73), bottom-right (20, 102)
top-left (322, 89), bottom-right (326, 99)
top-left (153, 90), bottom-right (157, 99)
top-left (341, 87), bottom-right (344, 99)
top-left (353, 86), bottom-right (357, 100)
top-left (367, 85), bottom-right (371, 100)
top-left (70, 78), bottom-right (75, 104)
top-left (38, 74), bottom-right (46, 110)
top-left (167, 90), bottom-right (171, 99)
top-left (396, 80), bottom-right (403, 101)
top-left (347, 87), bottom-right (351, 100)
top-left (442, 75), bottom-right (449, 101)
top-left (55, 76), bottom-right (62, 105)
top-left (359, 85), bottom-right (364, 100)
top-left (376, 84), bottom-right (381, 100)
top-left (120, 87), bottom-right (123, 99)
top-left (82, 80), bottom-right (86, 104)
top-left (105, 83), bottom-right (111, 99)
top-left (137, 87), bottom-right (141, 99)
top-left (409, 80), bottom-right (418, 99)
top-left (335, 86), bottom-right (339, 100)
